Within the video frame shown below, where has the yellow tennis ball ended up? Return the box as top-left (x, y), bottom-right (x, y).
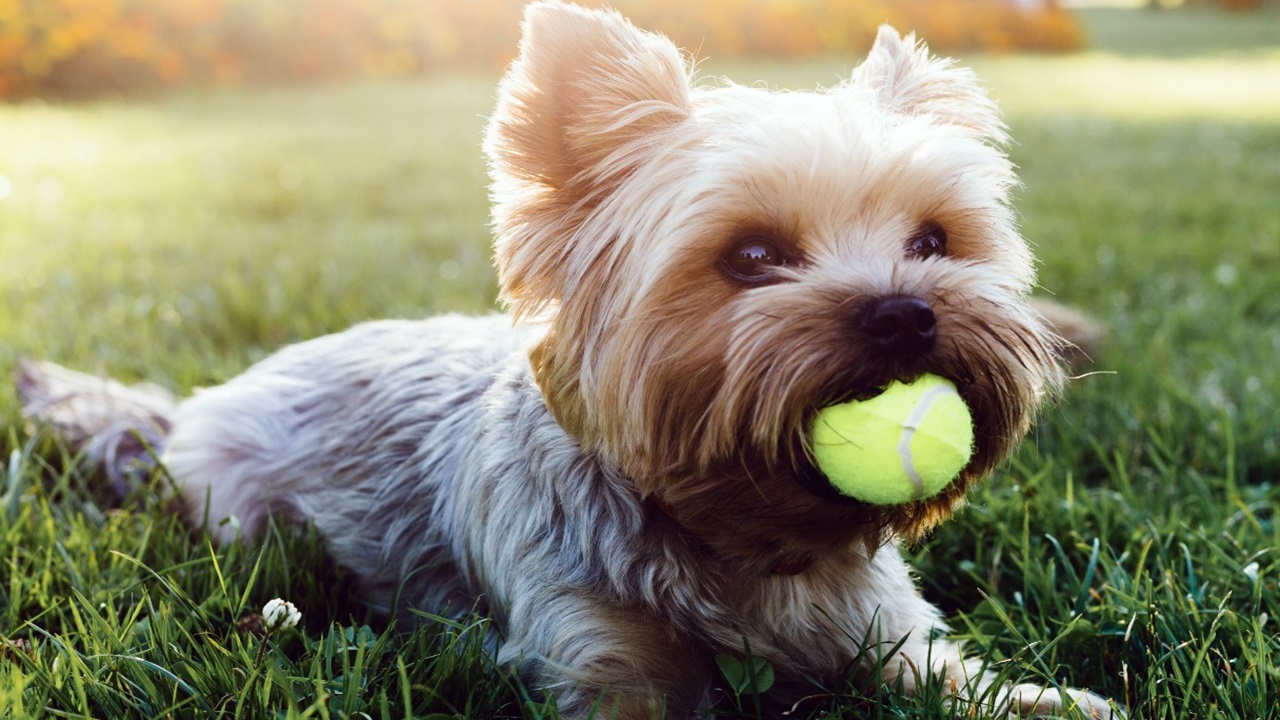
top-left (809, 374), bottom-right (974, 505)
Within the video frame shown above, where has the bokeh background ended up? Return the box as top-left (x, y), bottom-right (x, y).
top-left (0, 0), bottom-right (1086, 98)
top-left (1, 1), bottom-right (1278, 718)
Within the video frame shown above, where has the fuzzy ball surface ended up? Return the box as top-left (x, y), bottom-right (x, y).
top-left (809, 374), bottom-right (974, 505)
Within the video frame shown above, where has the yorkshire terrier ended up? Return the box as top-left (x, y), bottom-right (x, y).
top-left (18, 2), bottom-right (1120, 717)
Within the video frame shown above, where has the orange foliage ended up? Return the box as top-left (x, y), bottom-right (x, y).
top-left (0, 0), bottom-right (1083, 99)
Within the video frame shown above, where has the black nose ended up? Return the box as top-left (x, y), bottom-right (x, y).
top-left (861, 295), bottom-right (937, 358)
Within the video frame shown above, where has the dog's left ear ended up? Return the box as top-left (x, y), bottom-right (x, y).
top-left (850, 26), bottom-right (1004, 142)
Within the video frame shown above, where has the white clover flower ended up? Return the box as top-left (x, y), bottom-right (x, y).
top-left (262, 598), bottom-right (301, 631)
top-left (1242, 562), bottom-right (1260, 584)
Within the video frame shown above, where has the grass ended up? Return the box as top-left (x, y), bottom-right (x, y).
top-left (1072, 5), bottom-right (1280, 59)
top-left (2, 6), bottom-right (1279, 718)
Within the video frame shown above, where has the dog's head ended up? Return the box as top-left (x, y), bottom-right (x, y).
top-left (484, 1), bottom-right (1063, 567)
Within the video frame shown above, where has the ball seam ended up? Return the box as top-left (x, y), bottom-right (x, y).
top-left (896, 381), bottom-right (960, 500)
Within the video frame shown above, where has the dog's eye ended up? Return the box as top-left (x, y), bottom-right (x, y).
top-left (908, 224), bottom-right (948, 260)
top-left (722, 237), bottom-right (785, 282)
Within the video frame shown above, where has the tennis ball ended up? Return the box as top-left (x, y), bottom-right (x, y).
top-left (809, 374), bottom-right (973, 505)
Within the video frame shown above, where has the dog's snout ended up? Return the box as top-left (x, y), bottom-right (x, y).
top-left (861, 295), bottom-right (937, 357)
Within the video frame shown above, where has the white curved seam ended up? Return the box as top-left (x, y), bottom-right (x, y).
top-left (896, 383), bottom-right (958, 499)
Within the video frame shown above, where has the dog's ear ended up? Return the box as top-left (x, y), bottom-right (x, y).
top-left (485, 1), bottom-right (691, 194)
top-left (850, 25), bottom-right (1004, 142)
top-left (486, 1), bottom-right (692, 322)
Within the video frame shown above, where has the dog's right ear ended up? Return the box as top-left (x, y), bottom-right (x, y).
top-left (485, 1), bottom-right (691, 194)
top-left (486, 1), bottom-right (692, 322)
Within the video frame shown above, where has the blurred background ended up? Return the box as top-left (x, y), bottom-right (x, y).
top-left (2, 0), bottom-right (1276, 526)
top-left (0, 0), bottom-right (1277, 481)
top-left (1, 3), bottom-right (1278, 716)
top-left (0, 0), bottom-right (1084, 98)
top-left (0, 0), bottom-right (1277, 452)
top-left (2, 0), bottom-right (1271, 99)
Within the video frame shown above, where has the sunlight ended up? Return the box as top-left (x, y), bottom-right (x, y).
top-left (979, 53), bottom-right (1280, 120)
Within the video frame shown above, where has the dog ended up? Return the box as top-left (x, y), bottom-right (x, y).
top-left (16, 2), bottom-right (1120, 717)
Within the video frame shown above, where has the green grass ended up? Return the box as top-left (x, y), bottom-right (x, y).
top-left (3, 7), bottom-right (1280, 718)
top-left (1073, 5), bottom-right (1280, 58)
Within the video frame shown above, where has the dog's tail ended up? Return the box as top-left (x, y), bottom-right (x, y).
top-left (15, 359), bottom-right (177, 496)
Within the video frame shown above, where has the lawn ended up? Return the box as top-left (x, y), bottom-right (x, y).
top-left (2, 7), bottom-right (1278, 719)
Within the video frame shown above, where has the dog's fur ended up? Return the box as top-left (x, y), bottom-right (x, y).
top-left (16, 3), bottom-right (1120, 717)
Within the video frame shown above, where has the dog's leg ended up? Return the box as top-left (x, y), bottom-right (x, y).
top-left (887, 638), bottom-right (1122, 718)
top-left (793, 552), bottom-right (1121, 718)
top-left (500, 592), bottom-right (713, 720)
top-left (998, 682), bottom-right (1122, 718)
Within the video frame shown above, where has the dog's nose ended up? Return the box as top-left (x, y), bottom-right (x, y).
top-left (861, 295), bottom-right (937, 358)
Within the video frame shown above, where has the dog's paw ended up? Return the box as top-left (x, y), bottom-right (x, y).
top-left (1003, 683), bottom-right (1125, 719)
